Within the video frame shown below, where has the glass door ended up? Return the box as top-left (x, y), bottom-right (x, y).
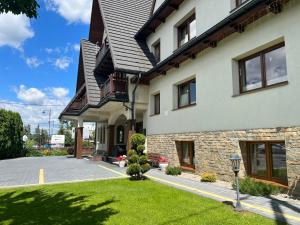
top-left (179, 142), bottom-right (195, 169)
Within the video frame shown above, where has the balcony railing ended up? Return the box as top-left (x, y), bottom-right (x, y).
top-left (69, 93), bottom-right (87, 112)
top-left (100, 73), bottom-right (128, 101)
top-left (96, 38), bottom-right (109, 69)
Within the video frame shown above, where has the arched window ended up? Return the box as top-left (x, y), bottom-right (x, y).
top-left (116, 125), bottom-right (124, 144)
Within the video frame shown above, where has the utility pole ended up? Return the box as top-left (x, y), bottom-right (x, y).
top-left (48, 108), bottom-right (51, 144)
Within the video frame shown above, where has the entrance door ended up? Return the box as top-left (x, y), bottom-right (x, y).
top-left (178, 141), bottom-right (195, 169)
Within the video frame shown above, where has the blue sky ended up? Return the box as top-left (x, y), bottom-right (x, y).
top-left (0, 0), bottom-right (92, 132)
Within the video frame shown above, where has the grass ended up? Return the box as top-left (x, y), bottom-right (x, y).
top-left (0, 179), bottom-right (284, 225)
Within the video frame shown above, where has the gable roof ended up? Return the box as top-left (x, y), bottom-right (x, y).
top-left (99, 0), bottom-right (156, 73)
top-left (81, 39), bottom-right (105, 106)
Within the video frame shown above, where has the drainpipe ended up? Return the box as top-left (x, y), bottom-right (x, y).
top-left (130, 73), bottom-right (141, 132)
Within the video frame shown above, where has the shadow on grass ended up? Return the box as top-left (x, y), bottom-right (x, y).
top-left (0, 190), bottom-right (118, 225)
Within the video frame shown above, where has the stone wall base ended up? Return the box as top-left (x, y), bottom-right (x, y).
top-left (146, 127), bottom-right (300, 197)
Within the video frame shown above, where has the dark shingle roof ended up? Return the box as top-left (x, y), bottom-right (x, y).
top-left (99, 0), bottom-right (156, 73)
top-left (81, 39), bottom-right (104, 106)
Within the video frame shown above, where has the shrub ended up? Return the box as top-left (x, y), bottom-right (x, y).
top-left (67, 147), bottom-right (74, 155)
top-left (130, 134), bottom-right (145, 149)
top-left (201, 172), bottom-right (217, 182)
top-left (128, 150), bottom-right (136, 157)
top-left (50, 149), bottom-right (68, 156)
top-left (126, 163), bottom-right (140, 177)
top-left (126, 134), bottom-right (150, 180)
top-left (43, 150), bottom-right (51, 156)
top-left (232, 177), bottom-right (283, 196)
top-left (26, 149), bottom-right (43, 157)
top-left (83, 141), bottom-right (93, 148)
top-left (165, 166), bottom-right (182, 176)
top-left (136, 144), bottom-right (145, 154)
top-left (0, 109), bottom-right (24, 159)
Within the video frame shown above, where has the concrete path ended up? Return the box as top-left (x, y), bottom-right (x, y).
top-left (0, 157), bottom-right (126, 188)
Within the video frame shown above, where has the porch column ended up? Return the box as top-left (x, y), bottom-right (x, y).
top-left (126, 119), bottom-right (136, 152)
top-left (75, 119), bottom-right (84, 159)
top-left (107, 125), bottom-right (115, 157)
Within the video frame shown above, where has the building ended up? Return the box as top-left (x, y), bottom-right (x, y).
top-left (60, 0), bottom-right (300, 195)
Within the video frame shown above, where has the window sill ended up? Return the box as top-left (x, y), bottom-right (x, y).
top-left (149, 113), bottom-right (160, 117)
top-left (250, 177), bottom-right (288, 188)
top-left (232, 81), bottom-right (288, 97)
top-left (173, 103), bottom-right (196, 111)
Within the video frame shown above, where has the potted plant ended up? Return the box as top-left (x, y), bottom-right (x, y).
top-left (117, 155), bottom-right (127, 168)
top-left (158, 156), bottom-right (169, 171)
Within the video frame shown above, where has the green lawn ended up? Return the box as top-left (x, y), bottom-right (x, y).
top-left (0, 179), bottom-right (283, 225)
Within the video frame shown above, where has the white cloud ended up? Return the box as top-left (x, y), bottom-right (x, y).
top-left (51, 87), bottom-right (69, 98)
top-left (0, 12), bottom-right (34, 49)
top-left (44, 0), bottom-right (92, 24)
top-left (15, 85), bottom-right (46, 105)
top-left (54, 56), bottom-right (72, 70)
top-left (73, 44), bottom-right (80, 51)
top-left (45, 47), bottom-right (61, 54)
top-left (0, 86), bottom-right (71, 134)
top-left (25, 57), bottom-right (43, 68)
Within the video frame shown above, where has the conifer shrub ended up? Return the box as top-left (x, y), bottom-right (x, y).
top-left (126, 133), bottom-right (150, 180)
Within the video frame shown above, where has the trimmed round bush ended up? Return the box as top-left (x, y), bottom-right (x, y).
top-left (126, 163), bottom-right (140, 176)
top-left (140, 163), bottom-right (151, 173)
top-left (130, 134), bottom-right (145, 149)
top-left (136, 144), bottom-right (145, 154)
top-left (201, 172), bottom-right (217, 182)
top-left (128, 154), bottom-right (139, 164)
top-left (139, 155), bottom-right (148, 164)
top-left (128, 149), bottom-right (137, 157)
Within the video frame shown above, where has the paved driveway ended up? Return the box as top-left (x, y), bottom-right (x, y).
top-left (0, 157), bottom-right (126, 188)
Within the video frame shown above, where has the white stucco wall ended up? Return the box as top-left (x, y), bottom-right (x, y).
top-left (147, 0), bottom-right (234, 61)
top-left (145, 1), bottom-right (300, 135)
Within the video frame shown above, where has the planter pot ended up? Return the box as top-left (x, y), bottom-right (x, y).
top-left (119, 160), bottom-right (126, 168)
top-left (159, 163), bottom-right (168, 171)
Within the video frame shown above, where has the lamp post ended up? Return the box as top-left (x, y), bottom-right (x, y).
top-left (230, 154), bottom-right (243, 212)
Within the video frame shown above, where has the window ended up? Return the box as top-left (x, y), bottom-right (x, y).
top-left (116, 125), bottom-right (124, 144)
top-left (154, 93), bottom-right (160, 115)
top-left (178, 79), bottom-right (196, 108)
top-left (178, 14), bottom-right (196, 48)
top-left (153, 41), bottom-right (161, 62)
top-left (177, 141), bottom-right (195, 169)
top-left (247, 141), bottom-right (288, 185)
top-left (236, 0), bottom-right (248, 7)
top-left (239, 43), bottom-right (287, 93)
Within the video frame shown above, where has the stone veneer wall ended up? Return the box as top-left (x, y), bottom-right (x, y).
top-left (147, 127), bottom-right (300, 196)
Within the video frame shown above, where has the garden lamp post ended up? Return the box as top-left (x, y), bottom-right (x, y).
top-left (230, 154), bottom-right (243, 212)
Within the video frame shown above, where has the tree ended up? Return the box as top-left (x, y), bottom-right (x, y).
top-left (58, 121), bottom-right (74, 147)
top-left (0, 109), bottom-right (24, 159)
top-left (126, 134), bottom-right (150, 180)
top-left (0, 0), bottom-right (40, 18)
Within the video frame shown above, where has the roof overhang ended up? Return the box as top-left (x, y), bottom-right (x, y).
top-left (135, 0), bottom-right (185, 39)
top-left (141, 0), bottom-right (288, 82)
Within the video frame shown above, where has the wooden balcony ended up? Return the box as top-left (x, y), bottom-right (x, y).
top-left (100, 73), bottom-right (128, 101)
top-left (69, 93), bottom-right (87, 112)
